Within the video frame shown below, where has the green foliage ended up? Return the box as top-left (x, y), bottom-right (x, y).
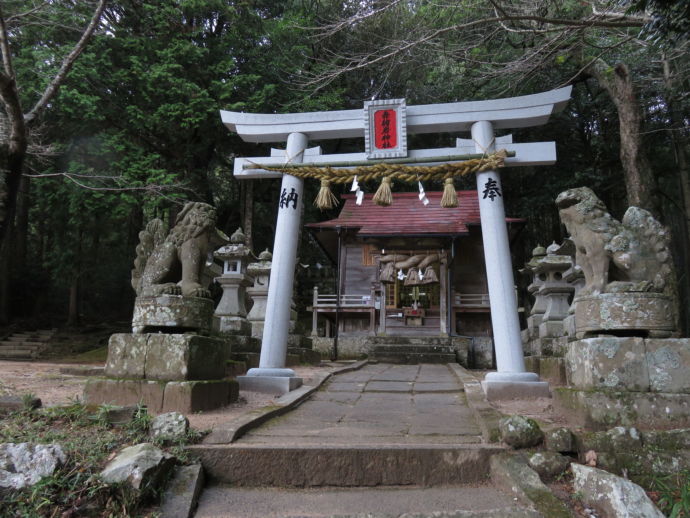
top-left (0, 401), bottom-right (203, 516)
top-left (644, 471), bottom-right (690, 517)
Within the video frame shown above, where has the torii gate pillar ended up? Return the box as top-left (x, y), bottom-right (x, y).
top-left (472, 121), bottom-right (549, 399)
top-left (238, 132), bottom-right (306, 395)
top-left (222, 86), bottom-right (571, 398)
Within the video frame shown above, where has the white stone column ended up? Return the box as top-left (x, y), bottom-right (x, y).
top-left (472, 121), bottom-right (548, 398)
top-left (242, 132), bottom-right (306, 393)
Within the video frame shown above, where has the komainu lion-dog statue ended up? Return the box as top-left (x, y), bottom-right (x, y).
top-left (131, 202), bottom-right (226, 299)
top-left (556, 187), bottom-right (675, 297)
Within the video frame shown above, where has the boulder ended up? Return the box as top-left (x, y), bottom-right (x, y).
top-left (151, 412), bottom-right (189, 442)
top-left (528, 452), bottom-right (570, 479)
top-left (571, 463), bottom-right (664, 518)
top-left (0, 443), bottom-right (66, 490)
top-left (544, 427), bottom-right (574, 453)
top-left (100, 443), bottom-right (174, 492)
top-left (499, 415), bottom-right (544, 449)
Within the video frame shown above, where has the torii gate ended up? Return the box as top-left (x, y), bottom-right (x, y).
top-left (222, 86), bottom-right (571, 397)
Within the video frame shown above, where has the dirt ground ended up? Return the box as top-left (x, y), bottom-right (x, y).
top-left (0, 361), bottom-right (345, 431)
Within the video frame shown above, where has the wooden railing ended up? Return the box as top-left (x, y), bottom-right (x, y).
top-left (312, 287), bottom-right (377, 308)
top-left (453, 292), bottom-right (490, 308)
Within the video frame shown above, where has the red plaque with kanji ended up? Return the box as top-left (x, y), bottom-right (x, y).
top-left (364, 98), bottom-right (407, 159)
top-left (374, 109), bottom-right (397, 149)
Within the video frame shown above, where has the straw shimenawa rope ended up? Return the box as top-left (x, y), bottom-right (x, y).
top-left (256, 150), bottom-right (508, 209)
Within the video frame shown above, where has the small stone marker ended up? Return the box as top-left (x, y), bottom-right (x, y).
top-left (0, 442), bottom-right (66, 490)
top-left (151, 412), bottom-right (189, 442)
top-left (571, 463), bottom-right (664, 518)
top-left (499, 415), bottom-right (543, 449)
top-left (100, 443), bottom-right (174, 492)
top-left (0, 395), bottom-right (41, 413)
top-left (159, 464), bottom-right (204, 518)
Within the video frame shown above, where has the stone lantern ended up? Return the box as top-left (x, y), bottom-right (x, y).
top-left (520, 244), bottom-right (547, 346)
top-left (214, 228), bottom-right (253, 335)
top-left (535, 242), bottom-right (574, 340)
top-left (246, 249), bottom-right (272, 338)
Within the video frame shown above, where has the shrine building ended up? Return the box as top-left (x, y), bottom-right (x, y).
top-left (307, 190), bottom-right (524, 340)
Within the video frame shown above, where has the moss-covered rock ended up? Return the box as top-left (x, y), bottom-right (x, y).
top-left (499, 415), bottom-right (544, 449)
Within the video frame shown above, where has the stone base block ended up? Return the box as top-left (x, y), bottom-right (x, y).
top-left (525, 357), bottom-right (567, 385)
top-left (215, 316), bottom-right (251, 336)
top-left (250, 322), bottom-right (264, 338)
top-left (105, 333), bottom-right (228, 381)
top-left (237, 375), bottom-right (303, 395)
top-left (566, 337), bottom-right (690, 393)
top-left (574, 292), bottom-right (675, 338)
top-left (553, 388), bottom-right (690, 430)
top-left (84, 378), bottom-right (238, 414)
top-left (482, 380), bottom-right (551, 401)
top-left (132, 295), bottom-right (213, 334)
top-left (538, 321), bottom-right (564, 339)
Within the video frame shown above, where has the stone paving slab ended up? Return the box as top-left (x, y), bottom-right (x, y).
top-left (238, 364), bottom-right (482, 446)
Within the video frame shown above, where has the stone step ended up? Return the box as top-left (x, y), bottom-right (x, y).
top-left (287, 347), bottom-right (322, 365)
top-left (371, 337), bottom-right (467, 346)
top-left (373, 344), bottom-right (457, 354)
top-left (230, 352), bottom-right (260, 369)
top-left (189, 444), bottom-right (503, 487)
top-left (373, 352), bottom-right (458, 364)
top-left (0, 349), bottom-right (38, 360)
top-left (6, 335), bottom-right (49, 342)
top-left (0, 341), bottom-right (46, 348)
top-left (194, 485), bottom-right (533, 518)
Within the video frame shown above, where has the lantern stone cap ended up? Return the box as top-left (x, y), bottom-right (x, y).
top-left (230, 227), bottom-right (247, 244)
top-left (247, 249), bottom-right (273, 276)
top-left (546, 242), bottom-right (560, 255)
top-left (221, 87), bottom-right (572, 143)
top-left (533, 253), bottom-right (573, 272)
top-left (532, 244), bottom-right (547, 257)
top-left (214, 243), bottom-right (251, 260)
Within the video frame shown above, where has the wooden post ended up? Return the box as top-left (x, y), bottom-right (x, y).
top-left (439, 255), bottom-right (448, 336)
top-left (311, 286), bottom-right (318, 336)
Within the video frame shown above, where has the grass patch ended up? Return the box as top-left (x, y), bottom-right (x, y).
top-left (0, 402), bottom-right (203, 517)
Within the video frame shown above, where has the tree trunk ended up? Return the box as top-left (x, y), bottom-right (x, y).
top-left (13, 175), bottom-right (29, 266)
top-left (67, 228), bottom-right (83, 326)
top-left (663, 55), bottom-right (690, 335)
top-left (586, 60), bottom-right (659, 215)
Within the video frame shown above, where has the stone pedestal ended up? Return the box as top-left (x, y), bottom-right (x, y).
top-left (557, 337), bottom-right (690, 429)
top-left (84, 333), bottom-right (237, 414)
top-left (574, 292), bottom-right (675, 339)
top-left (132, 296), bottom-right (213, 335)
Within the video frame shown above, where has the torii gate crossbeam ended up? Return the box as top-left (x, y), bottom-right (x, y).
top-left (222, 87), bottom-right (571, 398)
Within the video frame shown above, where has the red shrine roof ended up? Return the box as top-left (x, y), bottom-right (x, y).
top-left (307, 191), bottom-right (522, 236)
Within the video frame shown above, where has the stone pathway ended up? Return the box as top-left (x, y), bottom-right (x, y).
top-left (192, 363), bottom-right (531, 517)
top-left (240, 363), bottom-right (483, 445)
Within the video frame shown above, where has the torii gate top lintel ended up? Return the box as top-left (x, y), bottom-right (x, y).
top-left (221, 86), bottom-right (571, 144)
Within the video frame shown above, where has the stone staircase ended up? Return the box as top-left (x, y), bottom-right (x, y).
top-left (227, 334), bottom-right (321, 376)
top-left (0, 329), bottom-right (56, 360)
top-left (371, 336), bottom-right (470, 364)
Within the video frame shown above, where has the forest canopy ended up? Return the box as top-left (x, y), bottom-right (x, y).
top-left (0, 0), bottom-right (688, 331)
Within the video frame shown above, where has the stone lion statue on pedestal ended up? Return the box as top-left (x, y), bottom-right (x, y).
top-left (131, 202), bottom-right (227, 299)
top-left (556, 187), bottom-right (675, 297)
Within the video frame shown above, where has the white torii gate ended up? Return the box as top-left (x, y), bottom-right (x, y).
top-left (222, 86), bottom-right (571, 397)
